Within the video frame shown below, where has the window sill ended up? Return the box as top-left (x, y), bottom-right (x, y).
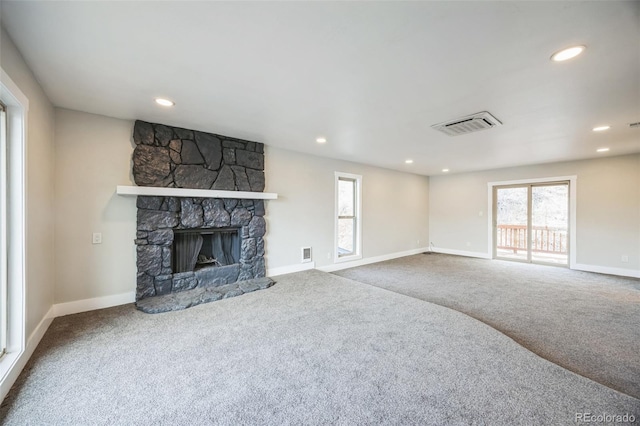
top-left (334, 254), bottom-right (362, 264)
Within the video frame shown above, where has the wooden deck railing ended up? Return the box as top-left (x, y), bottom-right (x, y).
top-left (497, 224), bottom-right (568, 254)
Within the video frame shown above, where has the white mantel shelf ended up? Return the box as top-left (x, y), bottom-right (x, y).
top-left (116, 185), bottom-right (278, 200)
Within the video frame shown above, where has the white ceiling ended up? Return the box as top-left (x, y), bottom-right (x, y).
top-left (2, 1), bottom-right (639, 175)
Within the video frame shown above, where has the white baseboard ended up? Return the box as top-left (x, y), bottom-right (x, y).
top-left (268, 262), bottom-right (316, 277)
top-left (431, 249), bottom-right (639, 279)
top-left (0, 306), bottom-right (54, 401)
top-left (26, 306), bottom-right (55, 354)
top-left (317, 247), bottom-right (429, 273)
top-left (573, 263), bottom-right (640, 279)
top-left (53, 291), bottom-right (136, 317)
top-left (432, 247), bottom-right (492, 259)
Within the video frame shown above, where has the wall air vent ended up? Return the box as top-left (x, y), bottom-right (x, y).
top-left (629, 122), bottom-right (640, 129)
top-left (301, 247), bottom-right (312, 263)
top-left (431, 111), bottom-right (502, 136)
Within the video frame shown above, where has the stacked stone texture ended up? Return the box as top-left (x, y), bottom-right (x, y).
top-left (132, 120), bottom-right (265, 192)
top-left (135, 196), bottom-right (266, 301)
top-left (131, 120), bottom-right (271, 307)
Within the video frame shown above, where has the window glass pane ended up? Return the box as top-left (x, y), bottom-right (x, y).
top-left (338, 179), bottom-right (354, 216)
top-left (335, 172), bottom-right (361, 260)
top-left (495, 187), bottom-right (528, 261)
top-left (531, 184), bottom-right (568, 265)
top-left (338, 218), bottom-right (354, 255)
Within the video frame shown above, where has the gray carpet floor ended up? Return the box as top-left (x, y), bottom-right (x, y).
top-left (334, 253), bottom-right (640, 400)
top-left (1, 269), bottom-right (638, 425)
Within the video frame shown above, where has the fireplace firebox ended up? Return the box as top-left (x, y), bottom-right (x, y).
top-left (173, 228), bottom-right (240, 273)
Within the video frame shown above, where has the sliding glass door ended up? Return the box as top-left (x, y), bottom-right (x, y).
top-left (494, 182), bottom-right (569, 265)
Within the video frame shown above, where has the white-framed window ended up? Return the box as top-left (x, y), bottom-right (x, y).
top-left (0, 101), bottom-right (7, 357)
top-left (335, 172), bottom-right (362, 263)
top-left (0, 66), bottom-right (27, 381)
top-left (0, 102), bottom-right (8, 358)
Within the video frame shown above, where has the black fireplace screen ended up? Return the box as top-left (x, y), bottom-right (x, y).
top-left (174, 229), bottom-right (239, 273)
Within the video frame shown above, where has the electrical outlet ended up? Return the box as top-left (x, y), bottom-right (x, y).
top-left (466, 242), bottom-right (471, 247)
top-left (479, 211), bottom-right (484, 217)
top-left (417, 239), bottom-right (420, 246)
top-left (621, 255), bottom-right (629, 263)
top-left (92, 232), bottom-right (102, 244)
top-left (327, 252), bottom-right (331, 259)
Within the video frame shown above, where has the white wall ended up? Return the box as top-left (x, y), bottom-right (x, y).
top-left (54, 109), bottom-right (136, 303)
top-left (429, 154), bottom-right (640, 276)
top-left (265, 147), bottom-right (430, 271)
top-left (53, 110), bottom-right (430, 303)
top-left (0, 28), bottom-right (55, 338)
top-left (0, 27), bottom-right (56, 400)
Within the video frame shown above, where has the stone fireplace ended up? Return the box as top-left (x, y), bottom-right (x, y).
top-left (131, 120), bottom-right (274, 313)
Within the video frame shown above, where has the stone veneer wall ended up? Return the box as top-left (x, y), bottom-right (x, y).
top-left (133, 120), bottom-right (264, 191)
top-left (132, 121), bottom-right (268, 302)
top-left (135, 196), bottom-right (266, 300)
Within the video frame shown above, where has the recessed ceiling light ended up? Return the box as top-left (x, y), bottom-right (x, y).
top-left (316, 137), bottom-right (327, 144)
top-left (596, 147), bottom-right (610, 153)
top-left (155, 98), bottom-right (174, 107)
top-left (592, 125), bottom-right (610, 132)
top-left (551, 45), bottom-right (586, 62)
top-left (405, 159), bottom-right (414, 164)
top-left (442, 168), bottom-right (450, 173)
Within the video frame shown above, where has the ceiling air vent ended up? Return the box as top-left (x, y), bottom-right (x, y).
top-left (431, 111), bottom-right (502, 136)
